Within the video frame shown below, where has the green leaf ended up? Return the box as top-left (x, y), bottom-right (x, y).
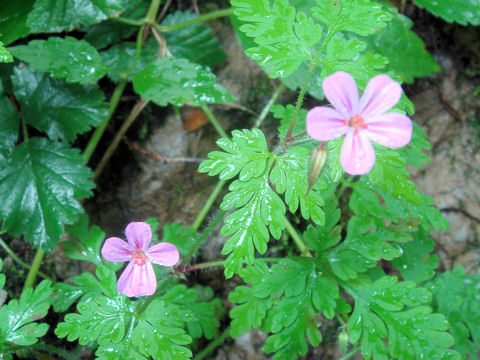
top-left (161, 223), bottom-right (198, 258)
top-left (0, 280), bottom-right (52, 346)
top-left (133, 57), bottom-right (235, 106)
top-left (414, 0), bottom-right (480, 25)
top-left (0, 259), bottom-right (5, 291)
top-left (161, 284), bottom-right (223, 340)
top-left (271, 104), bottom-right (306, 139)
top-left (221, 173), bottom-right (286, 277)
top-left (12, 67), bottom-right (108, 142)
top-left (427, 266), bottom-right (480, 359)
top-left (392, 228), bottom-right (438, 283)
top-left (198, 128), bottom-right (270, 180)
top-left (162, 11), bottom-right (226, 67)
top-left (0, 96), bottom-right (19, 163)
top-left (0, 43), bottom-right (12, 63)
top-left (347, 276), bottom-right (460, 360)
top-left (362, 11), bottom-right (439, 83)
top-left (231, 0), bottom-right (322, 77)
top-left (52, 272), bottom-right (102, 312)
top-left (10, 37), bottom-right (107, 84)
top-left (0, 138), bottom-right (94, 250)
top-left (100, 40), bottom-right (158, 82)
top-left (312, 0), bottom-right (392, 36)
top-left (0, 0), bottom-right (34, 44)
top-left (270, 146), bottom-right (325, 225)
top-left (27, 0), bottom-right (125, 33)
top-left (398, 122), bottom-right (431, 168)
top-left (63, 214), bottom-right (105, 265)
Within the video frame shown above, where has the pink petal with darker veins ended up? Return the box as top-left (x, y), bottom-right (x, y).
top-left (365, 113), bottom-right (413, 148)
top-left (125, 222), bottom-right (152, 250)
top-left (340, 130), bottom-right (375, 175)
top-left (323, 71), bottom-right (359, 118)
top-left (306, 106), bottom-right (349, 141)
top-left (359, 74), bottom-right (402, 118)
top-left (117, 261), bottom-right (157, 297)
top-left (101, 237), bottom-right (133, 262)
top-left (147, 242), bottom-right (180, 266)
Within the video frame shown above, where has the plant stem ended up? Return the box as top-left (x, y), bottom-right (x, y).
top-left (145, 0), bottom-right (162, 24)
top-left (254, 83), bottom-right (286, 128)
top-left (192, 180), bottom-right (226, 231)
top-left (185, 257), bottom-right (283, 272)
top-left (201, 105), bottom-right (229, 139)
top-left (111, 16), bottom-right (145, 26)
top-left (282, 214), bottom-right (311, 256)
top-left (93, 99), bottom-right (149, 181)
top-left (22, 248), bottom-right (45, 290)
top-left (186, 210), bottom-right (226, 260)
top-left (83, 80), bottom-right (127, 163)
top-left (339, 345), bottom-right (361, 360)
top-left (283, 64), bottom-right (317, 144)
top-left (0, 237), bottom-right (50, 280)
top-left (194, 327), bottom-right (230, 360)
top-left (153, 8), bottom-right (234, 33)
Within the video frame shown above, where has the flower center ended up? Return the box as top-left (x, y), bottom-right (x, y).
top-left (131, 248), bottom-right (147, 266)
top-left (345, 115), bottom-right (367, 134)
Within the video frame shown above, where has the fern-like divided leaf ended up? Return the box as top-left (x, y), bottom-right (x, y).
top-left (346, 276), bottom-right (460, 360)
top-left (229, 259), bottom-right (340, 359)
top-left (231, 0), bottom-right (323, 77)
top-left (427, 266), bottom-right (480, 359)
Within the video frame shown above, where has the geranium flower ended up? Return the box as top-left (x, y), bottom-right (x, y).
top-left (306, 71), bottom-right (412, 175)
top-left (101, 222), bottom-right (179, 297)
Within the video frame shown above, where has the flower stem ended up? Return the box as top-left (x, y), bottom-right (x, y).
top-left (22, 248), bottom-right (45, 290)
top-left (83, 80), bottom-right (127, 163)
top-left (254, 83), bottom-right (286, 128)
top-left (201, 105), bottom-right (229, 139)
top-left (93, 99), bottom-right (149, 181)
top-left (194, 327), bottom-right (230, 360)
top-left (0, 237), bottom-right (50, 280)
top-left (192, 180), bottom-right (226, 231)
top-left (339, 345), bottom-right (361, 360)
top-left (184, 257), bottom-right (283, 272)
top-left (153, 8), bottom-right (234, 33)
top-left (281, 214), bottom-right (311, 256)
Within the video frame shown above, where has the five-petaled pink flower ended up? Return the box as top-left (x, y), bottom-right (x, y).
top-left (101, 222), bottom-right (179, 297)
top-left (306, 71), bottom-right (412, 175)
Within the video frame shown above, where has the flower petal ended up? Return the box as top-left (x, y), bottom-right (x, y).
top-left (306, 106), bottom-right (349, 141)
top-left (147, 243), bottom-right (180, 266)
top-left (117, 261), bottom-right (157, 297)
top-left (365, 113), bottom-right (412, 148)
top-left (323, 71), bottom-right (359, 118)
top-left (359, 74), bottom-right (402, 117)
top-left (101, 237), bottom-right (132, 262)
top-left (340, 130), bottom-right (375, 175)
top-left (125, 222), bottom-right (152, 250)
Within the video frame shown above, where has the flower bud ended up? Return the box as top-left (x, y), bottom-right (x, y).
top-left (306, 146), bottom-right (328, 196)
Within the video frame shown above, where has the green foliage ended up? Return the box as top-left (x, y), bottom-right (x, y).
top-left (199, 128), bottom-right (271, 180)
top-left (231, 0), bottom-right (323, 77)
top-left (161, 223), bottom-right (199, 258)
top-left (0, 259), bottom-right (5, 291)
top-left (0, 138), bottom-right (94, 250)
top-left (0, 43), bottom-right (12, 63)
top-left (362, 11), bottom-right (440, 83)
top-left (398, 122), bottom-right (431, 168)
top-left (0, 280), bottom-right (52, 348)
top-left (312, 0), bottom-right (391, 36)
top-left (414, 0), bottom-right (480, 25)
top-left (271, 104), bottom-right (307, 138)
top-left (0, 96), bottom-right (19, 163)
top-left (27, 0), bottom-right (125, 33)
top-left (347, 276), bottom-right (460, 360)
top-left (162, 11), bottom-right (226, 67)
top-left (427, 267), bottom-right (480, 359)
top-left (0, 0), bottom-right (35, 45)
top-left (133, 57), bottom-right (235, 106)
top-left (229, 259), bottom-right (339, 359)
top-left (10, 37), bottom-right (107, 84)
top-left (52, 272), bottom-right (103, 312)
top-left (12, 67), bottom-right (108, 142)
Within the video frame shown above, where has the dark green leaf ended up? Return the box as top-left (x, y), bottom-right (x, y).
top-left (133, 57), bottom-right (235, 106)
top-left (427, 266), bottom-right (480, 359)
top-left (0, 0), bottom-right (35, 45)
top-left (0, 138), bottom-right (94, 250)
top-left (414, 0), bottom-right (480, 25)
top-left (161, 223), bottom-right (198, 258)
top-left (0, 96), bottom-right (19, 163)
top-left (0, 280), bottom-right (52, 346)
top-left (12, 67), bottom-right (108, 142)
top-left (27, 0), bottom-right (125, 33)
top-left (0, 43), bottom-right (12, 63)
top-left (10, 37), bottom-right (107, 84)
top-left (162, 11), bottom-right (226, 67)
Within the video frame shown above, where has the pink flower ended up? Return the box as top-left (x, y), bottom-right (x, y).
top-left (306, 71), bottom-right (412, 175)
top-left (101, 222), bottom-right (179, 297)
